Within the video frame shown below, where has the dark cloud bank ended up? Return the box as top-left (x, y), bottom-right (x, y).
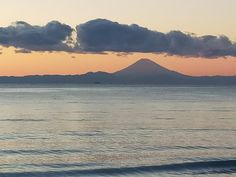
top-left (1, 19), bottom-right (236, 58)
top-left (0, 21), bottom-right (74, 52)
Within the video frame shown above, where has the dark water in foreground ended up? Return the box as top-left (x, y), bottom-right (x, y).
top-left (0, 85), bottom-right (235, 177)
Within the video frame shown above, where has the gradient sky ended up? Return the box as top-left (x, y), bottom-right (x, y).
top-left (0, 0), bottom-right (236, 76)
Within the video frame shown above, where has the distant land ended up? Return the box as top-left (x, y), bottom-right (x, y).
top-left (0, 59), bottom-right (236, 85)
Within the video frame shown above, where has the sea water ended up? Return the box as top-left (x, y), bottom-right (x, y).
top-left (0, 85), bottom-right (235, 177)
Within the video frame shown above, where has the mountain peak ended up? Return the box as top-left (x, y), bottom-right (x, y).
top-left (114, 58), bottom-right (188, 84)
top-left (134, 58), bottom-right (157, 64)
top-left (115, 58), bottom-right (176, 76)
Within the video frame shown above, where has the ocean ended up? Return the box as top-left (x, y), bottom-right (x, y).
top-left (0, 85), bottom-right (235, 177)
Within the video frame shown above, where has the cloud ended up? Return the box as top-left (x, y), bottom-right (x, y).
top-left (0, 21), bottom-right (74, 52)
top-left (76, 19), bottom-right (167, 53)
top-left (76, 19), bottom-right (236, 58)
top-left (15, 48), bottom-right (32, 54)
top-left (0, 19), bottom-right (236, 58)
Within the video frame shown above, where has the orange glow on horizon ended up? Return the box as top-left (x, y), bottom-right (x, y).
top-left (0, 47), bottom-right (236, 77)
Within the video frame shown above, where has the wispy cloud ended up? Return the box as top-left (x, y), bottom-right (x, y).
top-left (14, 48), bottom-right (32, 54)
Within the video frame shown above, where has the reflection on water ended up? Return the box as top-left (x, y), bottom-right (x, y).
top-left (0, 85), bottom-right (235, 176)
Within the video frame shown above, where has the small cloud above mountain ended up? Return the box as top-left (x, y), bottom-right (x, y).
top-left (15, 48), bottom-right (32, 54)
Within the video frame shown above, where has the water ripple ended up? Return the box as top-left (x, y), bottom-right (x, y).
top-left (0, 160), bottom-right (235, 177)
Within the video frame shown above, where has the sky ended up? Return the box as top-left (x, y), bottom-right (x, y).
top-left (0, 0), bottom-right (236, 76)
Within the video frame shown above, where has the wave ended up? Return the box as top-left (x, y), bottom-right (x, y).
top-left (1, 160), bottom-right (236, 177)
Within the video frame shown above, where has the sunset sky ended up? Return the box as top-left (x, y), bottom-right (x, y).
top-left (0, 0), bottom-right (236, 76)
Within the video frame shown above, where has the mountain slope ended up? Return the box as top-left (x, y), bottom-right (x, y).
top-left (116, 58), bottom-right (183, 77)
top-left (115, 58), bottom-right (190, 84)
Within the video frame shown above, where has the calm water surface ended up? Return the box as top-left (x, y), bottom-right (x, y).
top-left (0, 85), bottom-right (235, 177)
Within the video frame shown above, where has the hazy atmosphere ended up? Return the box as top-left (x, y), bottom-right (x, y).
top-left (0, 1), bottom-right (235, 177)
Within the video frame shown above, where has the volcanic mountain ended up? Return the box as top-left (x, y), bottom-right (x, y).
top-left (116, 59), bottom-right (180, 76)
top-left (114, 59), bottom-right (189, 84)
